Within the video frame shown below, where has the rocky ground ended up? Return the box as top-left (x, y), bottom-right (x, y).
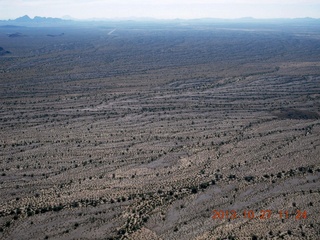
top-left (0, 21), bottom-right (319, 239)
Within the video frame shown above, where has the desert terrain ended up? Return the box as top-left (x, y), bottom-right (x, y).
top-left (0, 20), bottom-right (320, 239)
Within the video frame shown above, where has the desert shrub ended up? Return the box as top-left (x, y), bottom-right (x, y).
top-left (200, 182), bottom-right (209, 189)
top-left (244, 176), bottom-right (254, 182)
top-left (118, 229), bottom-right (126, 235)
top-left (191, 186), bottom-right (198, 194)
top-left (228, 174), bottom-right (236, 180)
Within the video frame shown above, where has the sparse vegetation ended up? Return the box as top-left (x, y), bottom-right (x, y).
top-left (0, 19), bottom-right (319, 240)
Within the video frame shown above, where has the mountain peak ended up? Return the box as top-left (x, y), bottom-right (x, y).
top-left (4, 15), bottom-right (70, 26)
top-left (15, 15), bottom-right (32, 21)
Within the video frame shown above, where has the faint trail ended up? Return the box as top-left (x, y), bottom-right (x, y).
top-left (108, 29), bottom-right (116, 35)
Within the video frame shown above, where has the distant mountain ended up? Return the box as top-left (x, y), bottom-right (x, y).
top-left (0, 47), bottom-right (11, 56)
top-left (62, 15), bottom-right (76, 20)
top-left (33, 16), bottom-right (66, 23)
top-left (15, 15), bottom-right (32, 22)
top-left (0, 25), bottom-right (25, 28)
top-left (0, 15), bottom-right (319, 27)
top-left (0, 15), bottom-right (72, 26)
top-left (7, 32), bottom-right (25, 38)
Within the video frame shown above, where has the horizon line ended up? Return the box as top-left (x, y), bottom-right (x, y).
top-left (1, 15), bottom-right (320, 22)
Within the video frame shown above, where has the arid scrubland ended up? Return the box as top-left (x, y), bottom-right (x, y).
top-left (0, 21), bottom-right (320, 239)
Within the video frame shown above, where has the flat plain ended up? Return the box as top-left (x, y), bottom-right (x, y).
top-left (0, 20), bottom-right (320, 239)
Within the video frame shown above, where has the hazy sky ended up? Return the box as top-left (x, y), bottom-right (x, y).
top-left (1, 0), bottom-right (320, 20)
